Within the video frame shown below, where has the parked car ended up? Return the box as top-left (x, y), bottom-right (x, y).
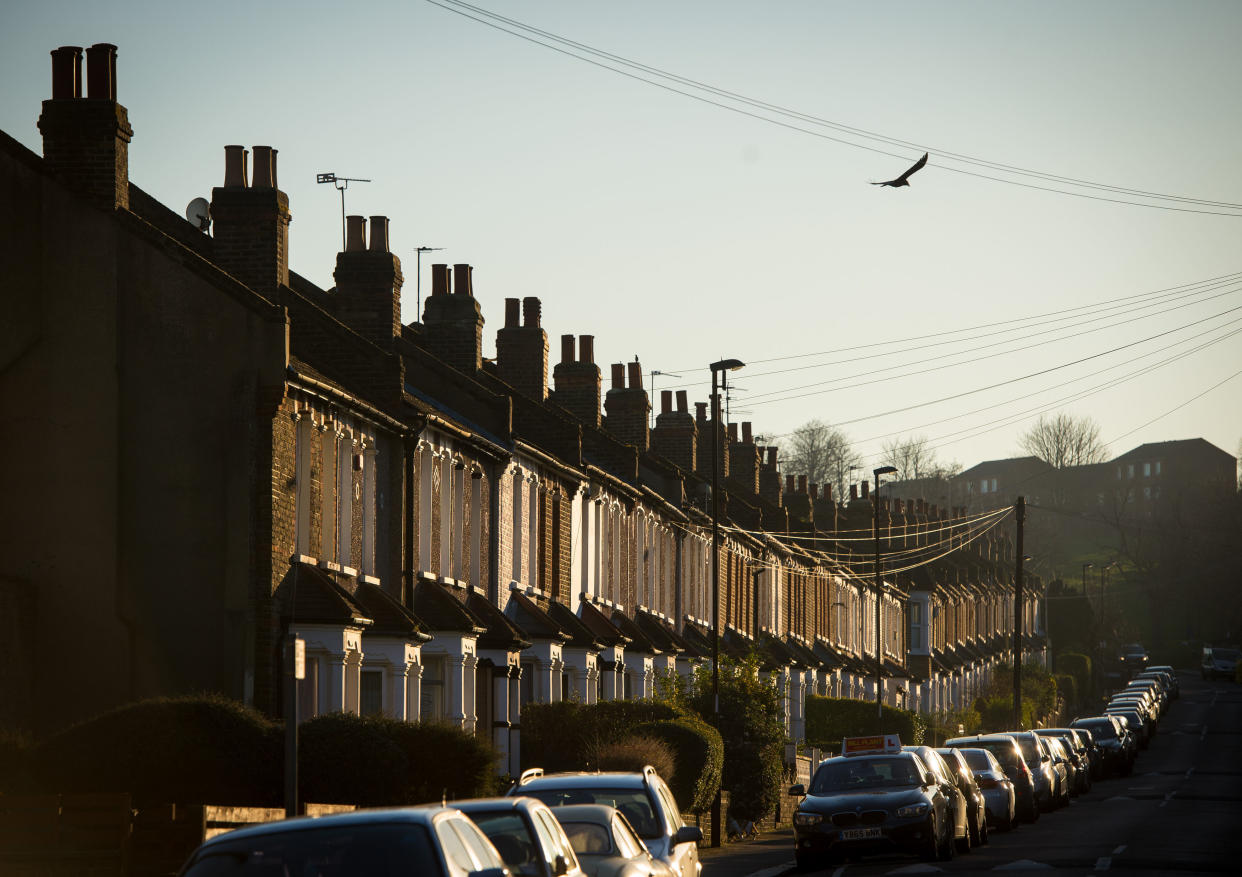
top-left (456, 797), bottom-right (586, 877)
top-left (1035, 729), bottom-right (1092, 795)
top-left (1004, 731), bottom-right (1064, 812)
top-left (1105, 703), bottom-right (1153, 747)
top-left (508, 766), bottom-right (701, 877)
top-left (790, 748), bottom-right (955, 867)
top-left (1070, 716), bottom-right (1134, 776)
top-left (550, 804), bottom-right (675, 877)
top-left (935, 747), bottom-right (990, 846)
top-left (944, 734), bottom-right (1038, 824)
top-left (903, 745), bottom-right (971, 853)
top-left (955, 747), bottom-right (1016, 832)
top-left (1040, 736), bottom-right (1077, 803)
top-left (1201, 646), bottom-right (1239, 680)
top-left (1146, 665), bottom-right (1180, 698)
top-left (176, 806), bottom-right (510, 877)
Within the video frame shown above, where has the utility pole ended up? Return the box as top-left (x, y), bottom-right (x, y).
top-left (1012, 496), bottom-right (1026, 730)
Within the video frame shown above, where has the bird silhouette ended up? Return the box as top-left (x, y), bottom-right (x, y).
top-left (870, 152), bottom-right (928, 187)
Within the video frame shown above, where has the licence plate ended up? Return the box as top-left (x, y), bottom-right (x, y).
top-left (841, 827), bottom-right (882, 840)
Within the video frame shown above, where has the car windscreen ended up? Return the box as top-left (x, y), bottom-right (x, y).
top-left (960, 749), bottom-right (997, 774)
top-left (1214, 648), bottom-right (1240, 660)
top-left (466, 811), bottom-right (538, 870)
top-left (809, 756), bottom-right (920, 794)
top-left (951, 740), bottom-right (1019, 767)
top-left (1012, 735), bottom-right (1040, 765)
top-left (1072, 720), bottom-right (1115, 739)
top-left (523, 788), bottom-right (661, 840)
top-left (181, 823), bottom-right (438, 876)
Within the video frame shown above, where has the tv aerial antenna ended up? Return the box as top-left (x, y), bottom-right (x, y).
top-left (316, 172), bottom-right (371, 250)
top-left (414, 245), bottom-right (445, 323)
top-left (184, 197), bottom-right (211, 233)
top-left (649, 368), bottom-right (683, 427)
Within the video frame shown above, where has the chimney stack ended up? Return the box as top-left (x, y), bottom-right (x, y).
top-left (211, 143), bottom-right (291, 295)
top-left (551, 334), bottom-right (602, 428)
top-left (422, 262), bottom-right (485, 373)
top-left (861, 480), bottom-right (870, 500)
top-left (728, 421), bottom-right (760, 496)
top-left (334, 213), bottom-right (404, 351)
top-left (497, 295), bottom-right (549, 400)
top-left (695, 398), bottom-right (729, 481)
top-left (652, 384), bottom-right (697, 473)
top-left (604, 360), bottom-right (649, 451)
top-left (759, 446), bottom-right (782, 506)
top-left (39, 43), bottom-right (133, 210)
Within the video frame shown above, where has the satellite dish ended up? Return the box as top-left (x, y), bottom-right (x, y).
top-left (185, 197), bottom-right (211, 232)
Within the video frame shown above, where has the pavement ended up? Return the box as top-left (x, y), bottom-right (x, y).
top-left (699, 827), bottom-right (795, 877)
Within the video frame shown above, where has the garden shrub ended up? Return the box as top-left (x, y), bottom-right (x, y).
top-left (805, 696), bottom-right (926, 752)
top-left (1053, 673), bottom-right (1078, 709)
top-left (301, 713), bottom-right (499, 805)
top-left (634, 717), bottom-right (723, 813)
top-left (520, 700), bottom-right (680, 772)
top-left (587, 735), bottom-right (675, 781)
top-left (10, 695), bottom-right (282, 806)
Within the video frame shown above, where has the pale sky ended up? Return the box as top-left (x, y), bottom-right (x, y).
top-left (5, 1), bottom-right (1240, 474)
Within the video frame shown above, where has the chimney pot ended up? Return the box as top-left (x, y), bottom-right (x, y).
top-left (504, 298), bottom-right (520, 328)
top-left (798, 474), bottom-right (808, 493)
top-left (368, 215), bottom-right (389, 252)
top-left (767, 447), bottom-right (778, 467)
top-left (825, 484), bottom-right (833, 501)
top-left (786, 475), bottom-right (795, 493)
top-left (627, 361), bottom-right (642, 389)
top-left (223, 145), bottom-right (248, 189)
top-left (742, 422), bottom-right (753, 444)
top-left (810, 483), bottom-right (819, 500)
top-left (523, 296), bottom-right (541, 328)
top-left (431, 263), bottom-right (451, 296)
top-left (560, 334), bottom-right (575, 364)
top-left (695, 402), bottom-right (707, 423)
top-left (85, 43), bottom-right (117, 101)
top-left (610, 363), bottom-right (625, 389)
top-left (676, 390), bottom-right (688, 412)
top-left (850, 484), bottom-right (858, 501)
top-left (345, 215), bottom-right (366, 252)
top-left (727, 423), bottom-right (738, 443)
top-left (453, 263), bottom-right (473, 297)
top-left (251, 145), bottom-right (275, 188)
top-left (861, 480), bottom-right (870, 499)
top-left (50, 46), bottom-right (83, 99)
top-left (579, 335), bottom-right (595, 363)
top-left (660, 390), bottom-right (672, 414)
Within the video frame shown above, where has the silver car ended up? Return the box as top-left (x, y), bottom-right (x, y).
top-left (509, 766), bottom-right (701, 877)
top-left (551, 804), bottom-right (675, 877)
top-left (956, 747), bottom-right (1016, 832)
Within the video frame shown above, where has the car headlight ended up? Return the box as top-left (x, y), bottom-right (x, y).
top-left (793, 812), bottom-right (823, 826)
top-left (896, 803), bottom-right (929, 818)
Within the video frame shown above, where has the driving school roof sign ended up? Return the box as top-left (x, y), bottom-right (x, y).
top-left (841, 734), bottom-right (902, 755)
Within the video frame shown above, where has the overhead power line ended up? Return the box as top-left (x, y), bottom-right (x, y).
top-left (430, 0), bottom-right (1242, 216)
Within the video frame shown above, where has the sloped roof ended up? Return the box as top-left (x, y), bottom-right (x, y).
top-left (577, 600), bottom-right (631, 648)
top-left (467, 591), bottom-right (532, 651)
top-left (411, 579), bottom-right (487, 635)
top-left (610, 609), bottom-right (660, 654)
top-left (506, 590), bottom-right (572, 643)
top-left (352, 580), bottom-right (430, 640)
top-left (285, 563), bottom-right (372, 627)
top-left (634, 609), bottom-right (688, 657)
top-left (546, 600), bottom-right (607, 650)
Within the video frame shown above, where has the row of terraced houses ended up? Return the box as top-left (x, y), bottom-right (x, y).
top-left (3, 45), bottom-right (1047, 773)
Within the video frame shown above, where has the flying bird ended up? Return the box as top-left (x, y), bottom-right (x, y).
top-left (870, 152), bottom-right (929, 187)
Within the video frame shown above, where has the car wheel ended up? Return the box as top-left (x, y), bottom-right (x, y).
top-left (979, 813), bottom-right (989, 845)
top-left (939, 818), bottom-right (956, 861)
top-left (921, 818), bottom-right (939, 862)
top-left (969, 810), bottom-right (981, 847)
top-left (956, 827), bottom-right (972, 855)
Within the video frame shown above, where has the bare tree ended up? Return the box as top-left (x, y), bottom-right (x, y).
top-left (879, 434), bottom-right (961, 480)
top-left (1018, 413), bottom-right (1107, 469)
top-left (779, 418), bottom-right (862, 502)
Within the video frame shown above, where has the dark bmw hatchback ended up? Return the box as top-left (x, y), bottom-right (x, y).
top-left (790, 752), bottom-right (952, 868)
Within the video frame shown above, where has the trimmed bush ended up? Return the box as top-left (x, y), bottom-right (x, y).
top-left (587, 735), bottom-right (675, 781)
top-left (1057, 652), bottom-right (1092, 701)
top-left (805, 696), bottom-right (926, 752)
top-left (301, 713), bottom-right (498, 806)
top-left (9, 695), bottom-right (282, 806)
top-left (976, 693), bottom-right (1035, 731)
top-left (635, 718), bottom-right (723, 814)
top-left (1053, 673), bottom-right (1078, 708)
top-left (520, 700), bottom-right (681, 772)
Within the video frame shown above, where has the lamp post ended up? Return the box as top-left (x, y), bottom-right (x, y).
top-left (709, 357), bottom-right (743, 847)
top-left (413, 246), bottom-right (444, 323)
top-left (1081, 561), bottom-right (1094, 595)
top-left (873, 465), bottom-right (897, 726)
top-left (1097, 561), bottom-right (1118, 688)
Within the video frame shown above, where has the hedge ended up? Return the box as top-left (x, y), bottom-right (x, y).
top-left (300, 713), bottom-right (498, 805)
top-left (1057, 652), bottom-right (1092, 701)
top-left (1053, 673), bottom-right (1078, 709)
top-left (805, 696), bottom-right (927, 752)
top-left (6, 695), bottom-right (282, 806)
top-left (520, 700), bottom-right (681, 773)
top-left (634, 718), bottom-right (723, 814)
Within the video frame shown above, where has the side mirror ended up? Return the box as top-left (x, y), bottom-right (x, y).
top-left (923, 773), bottom-right (936, 787)
top-left (674, 825), bottom-right (703, 846)
top-left (788, 784), bottom-right (806, 796)
top-left (553, 854), bottom-right (570, 876)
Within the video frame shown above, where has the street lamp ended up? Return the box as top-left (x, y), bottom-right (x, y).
top-left (1097, 561), bottom-right (1119, 687)
top-left (709, 357), bottom-right (743, 847)
top-left (1081, 561), bottom-right (1094, 595)
top-left (413, 246), bottom-right (444, 323)
top-left (873, 465), bottom-right (897, 727)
